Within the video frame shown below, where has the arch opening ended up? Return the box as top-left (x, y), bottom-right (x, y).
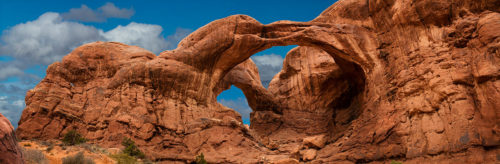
top-left (215, 44), bottom-right (366, 144)
top-left (217, 85), bottom-right (252, 125)
top-left (203, 16), bottom-right (371, 145)
top-left (251, 45), bottom-right (296, 88)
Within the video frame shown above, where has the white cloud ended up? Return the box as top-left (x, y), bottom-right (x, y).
top-left (0, 66), bottom-right (24, 80)
top-left (102, 22), bottom-right (169, 54)
top-left (0, 10), bottom-right (192, 126)
top-left (12, 100), bottom-right (24, 107)
top-left (219, 97), bottom-right (252, 121)
top-left (251, 54), bottom-right (284, 87)
top-left (0, 81), bottom-right (38, 128)
top-left (0, 84), bottom-right (27, 97)
top-left (251, 54), bottom-right (283, 67)
top-left (0, 12), bottom-right (191, 76)
top-left (0, 96), bottom-right (25, 127)
top-left (61, 2), bottom-right (134, 22)
top-left (0, 12), bottom-right (102, 65)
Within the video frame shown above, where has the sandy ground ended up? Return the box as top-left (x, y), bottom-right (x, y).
top-left (19, 140), bottom-right (117, 164)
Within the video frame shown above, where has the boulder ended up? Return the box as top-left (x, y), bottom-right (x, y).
top-left (300, 149), bottom-right (317, 161)
top-left (303, 134), bottom-right (327, 149)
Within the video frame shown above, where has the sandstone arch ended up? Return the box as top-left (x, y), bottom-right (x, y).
top-left (15, 14), bottom-right (377, 162)
top-left (168, 15), bottom-right (376, 138)
top-left (175, 15), bottom-right (377, 144)
top-left (16, 0), bottom-right (500, 163)
top-left (160, 15), bottom-right (376, 101)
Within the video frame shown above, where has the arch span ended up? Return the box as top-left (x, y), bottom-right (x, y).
top-left (16, 14), bottom-right (381, 162)
top-left (159, 15), bottom-right (377, 104)
top-left (216, 46), bottom-right (366, 144)
top-left (163, 15), bottom-right (379, 143)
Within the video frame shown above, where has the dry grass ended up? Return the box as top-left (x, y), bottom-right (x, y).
top-left (62, 152), bottom-right (95, 164)
top-left (19, 140), bottom-right (115, 164)
top-left (22, 148), bottom-right (48, 164)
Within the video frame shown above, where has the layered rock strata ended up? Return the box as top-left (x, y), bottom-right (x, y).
top-left (16, 0), bottom-right (500, 163)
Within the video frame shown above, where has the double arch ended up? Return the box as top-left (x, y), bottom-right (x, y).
top-left (159, 15), bottom-right (377, 109)
top-left (156, 15), bottom-right (381, 138)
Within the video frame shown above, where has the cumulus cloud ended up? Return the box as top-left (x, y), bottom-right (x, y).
top-left (251, 54), bottom-right (284, 87)
top-left (0, 96), bottom-right (25, 127)
top-left (0, 12), bottom-right (101, 65)
top-left (61, 2), bottom-right (134, 22)
top-left (0, 80), bottom-right (40, 128)
top-left (0, 84), bottom-right (26, 96)
top-left (102, 23), bottom-right (169, 54)
top-left (0, 10), bottom-right (191, 125)
top-left (0, 12), bottom-right (191, 78)
top-left (0, 66), bottom-right (24, 81)
top-left (101, 23), bottom-right (190, 53)
top-left (219, 97), bottom-right (252, 123)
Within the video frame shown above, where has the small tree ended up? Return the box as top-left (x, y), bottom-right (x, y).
top-left (62, 130), bottom-right (87, 146)
top-left (195, 153), bottom-right (207, 164)
top-left (121, 137), bottom-right (145, 159)
top-left (110, 153), bottom-right (136, 164)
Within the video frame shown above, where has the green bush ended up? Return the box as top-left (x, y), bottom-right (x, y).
top-left (110, 153), bottom-right (136, 164)
top-left (121, 137), bottom-right (145, 159)
top-left (62, 152), bottom-right (95, 164)
top-left (62, 130), bottom-right (87, 146)
top-left (22, 148), bottom-right (48, 164)
top-left (391, 160), bottom-right (403, 164)
top-left (195, 153), bottom-right (207, 164)
top-left (110, 137), bottom-right (149, 164)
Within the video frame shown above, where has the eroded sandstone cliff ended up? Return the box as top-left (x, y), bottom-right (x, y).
top-left (16, 0), bottom-right (500, 163)
top-left (0, 113), bottom-right (24, 164)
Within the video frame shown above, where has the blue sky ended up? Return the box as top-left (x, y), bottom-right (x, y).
top-left (0, 0), bottom-right (335, 126)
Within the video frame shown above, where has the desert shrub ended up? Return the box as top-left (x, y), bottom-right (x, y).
top-left (62, 130), bottom-right (87, 146)
top-left (110, 138), bottom-right (149, 164)
top-left (62, 152), bottom-right (95, 164)
top-left (110, 153), bottom-right (136, 164)
top-left (23, 148), bottom-right (48, 164)
top-left (391, 160), bottom-right (403, 164)
top-left (195, 153), bottom-right (207, 164)
top-left (122, 137), bottom-right (145, 159)
top-left (80, 143), bottom-right (99, 153)
top-left (39, 140), bottom-right (52, 146)
top-left (46, 144), bottom-right (54, 152)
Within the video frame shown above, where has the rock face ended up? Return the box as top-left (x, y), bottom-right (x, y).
top-left (0, 113), bottom-right (24, 164)
top-left (16, 0), bottom-right (500, 163)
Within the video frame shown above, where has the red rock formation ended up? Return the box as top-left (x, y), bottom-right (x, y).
top-left (15, 42), bottom-right (266, 163)
top-left (16, 0), bottom-right (500, 163)
top-left (0, 113), bottom-right (24, 164)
